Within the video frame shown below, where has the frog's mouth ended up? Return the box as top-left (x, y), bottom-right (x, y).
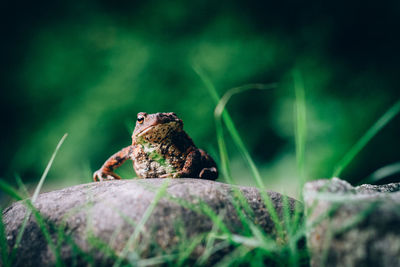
top-left (137, 125), bottom-right (156, 137)
top-left (137, 121), bottom-right (181, 138)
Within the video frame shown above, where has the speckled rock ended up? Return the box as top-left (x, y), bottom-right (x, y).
top-left (3, 179), bottom-right (301, 266)
top-left (304, 178), bottom-right (400, 267)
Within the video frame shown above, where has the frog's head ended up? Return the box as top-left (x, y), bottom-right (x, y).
top-left (132, 112), bottom-right (183, 143)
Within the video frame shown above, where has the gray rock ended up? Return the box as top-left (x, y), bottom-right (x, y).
top-left (3, 178), bottom-right (301, 266)
top-left (304, 177), bottom-right (400, 267)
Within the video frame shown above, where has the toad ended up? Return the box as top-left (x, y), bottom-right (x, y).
top-left (93, 112), bottom-right (218, 181)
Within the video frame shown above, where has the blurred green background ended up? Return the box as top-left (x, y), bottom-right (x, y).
top-left (1, 0), bottom-right (400, 201)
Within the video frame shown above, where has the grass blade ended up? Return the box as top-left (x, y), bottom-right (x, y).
top-left (0, 180), bottom-right (24, 201)
top-left (194, 65), bottom-right (284, 239)
top-left (193, 65), bottom-right (262, 233)
top-left (215, 119), bottom-right (232, 180)
top-left (0, 208), bottom-right (9, 267)
top-left (359, 161), bottom-right (400, 185)
top-left (293, 69), bottom-right (307, 189)
top-left (15, 175), bottom-right (30, 198)
top-left (215, 118), bottom-right (255, 234)
top-left (32, 133), bottom-right (68, 202)
top-left (197, 221), bottom-right (221, 265)
top-left (332, 99), bottom-right (400, 177)
top-left (282, 195), bottom-right (299, 267)
top-left (194, 64), bottom-right (276, 188)
top-left (214, 245), bottom-right (251, 267)
top-left (193, 64), bottom-right (266, 185)
top-left (11, 175), bottom-right (31, 261)
top-left (8, 134), bottom-right (68, 265)
top-left (0, 180), bottom-right (62, 266)
top-left (194, 64), bottom-right (262, 182)
top-left (213, 81), bottom-right (277, 186)
top-left (214, 83), bottom-right (278, 118)
top-left (176, 234), bottom-right (204, 266)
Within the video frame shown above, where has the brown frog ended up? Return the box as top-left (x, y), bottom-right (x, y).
top-left (93, 112), bottom-right (218, 181)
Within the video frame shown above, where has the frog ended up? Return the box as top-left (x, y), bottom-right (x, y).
top-left (93, 112), bottom-right (218, 181)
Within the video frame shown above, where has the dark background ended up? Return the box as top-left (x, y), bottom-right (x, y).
top-left (1, 0), bottom-right (400, 199)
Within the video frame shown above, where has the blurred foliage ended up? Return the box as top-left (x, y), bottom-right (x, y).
top-left (1, 0), bottom-right (400, 200)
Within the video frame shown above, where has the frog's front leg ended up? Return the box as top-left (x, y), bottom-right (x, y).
top-left (93, 146), bottom-right (133, 182)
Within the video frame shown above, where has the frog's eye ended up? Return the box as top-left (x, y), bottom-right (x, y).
top-left (137, 117), bottom-right (144, 124)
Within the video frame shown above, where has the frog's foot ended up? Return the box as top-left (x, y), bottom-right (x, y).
top-left (159, 172), bottom-right (180, 178)
top-left (93, 170), bottom-right (122, 182)
top-left (199, 167), bottom-right (218, 180)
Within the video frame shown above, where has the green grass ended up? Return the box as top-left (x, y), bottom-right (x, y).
top-left (8, 134), bottom-right (68, 265)
top-left (332, 100), bottom-right (400, 178)
top-left (194, 65), bottom-right (284, 235)
top-left (1, 134), bottom-right (68, 267)
top-left (360, 161), bottom-right (400, 184)
top-left (1, 68), bottom-right (399, 266)
top-left (194, 65), bottom-right (307, 265)
top-left (0, 208), bottom-right (8, 266)
top-left (0, 180), bottom-right (63, 266)
top-left (293, 70), bottom-right (307, 189)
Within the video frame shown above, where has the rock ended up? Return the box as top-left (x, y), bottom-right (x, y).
top-left (2, 178), bottom-right (301, 266)
top-left (304, 177), bottom-right (400, 267)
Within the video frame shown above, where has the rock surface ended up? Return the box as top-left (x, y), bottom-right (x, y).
top-left (3, 178), bottom-right (301, 266)
top-left (304, 178), bottom-right (400, 267)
